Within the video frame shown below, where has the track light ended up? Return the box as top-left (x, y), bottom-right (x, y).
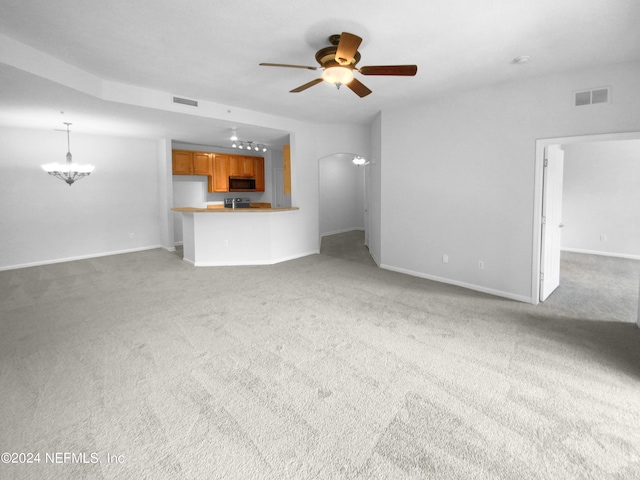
top-left (230, 135), bottom-right (267, 153)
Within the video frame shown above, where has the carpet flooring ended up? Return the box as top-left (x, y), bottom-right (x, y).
top-left (1, 241), bottom-right (639, 479)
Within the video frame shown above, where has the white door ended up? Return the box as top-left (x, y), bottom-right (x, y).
top-left (540, 144), bottom-right (565, 301)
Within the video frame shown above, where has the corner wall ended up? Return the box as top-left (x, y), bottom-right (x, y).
top-left (0, 127), bottom-right (162, 269)
top-left (561, 139), bottom-right (640, 258)
top-left (380, 61), bottom-right (640, 302)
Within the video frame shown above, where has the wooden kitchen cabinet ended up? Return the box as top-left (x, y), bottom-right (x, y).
top-left (172, 150), bottom-right (210, 175)
top-left (229, 155), bottom-right (258, 177)
top-left (172, 150), bottom-right (193, 175)
top-left (242, 156), bottom-right (256, 177)
top-left (283, 145), bottom-right (291, 194)
top-left (254, 157), bottom-right (265, 192)
top-left (228, 155), bottom-right (242, 176)
top-left (193, 152), bottom-right (211, 175)
top-left (172, 150), bottom-right (264, 193)
top-left (210, 154), bottom-right (230, 192)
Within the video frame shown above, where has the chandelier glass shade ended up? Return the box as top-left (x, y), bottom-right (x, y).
top-left (42, 123), bottom-right (94, 186)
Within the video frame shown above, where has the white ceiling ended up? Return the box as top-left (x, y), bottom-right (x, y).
top-left (0, 0), bottom-right (639, 146)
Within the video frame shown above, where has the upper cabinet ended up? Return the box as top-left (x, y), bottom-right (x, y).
top-left (210, 154), bottom-right (230, 192)
top-left (193, 152), bottom-right (211, 175)
top-left (283, 145), bottom-right (291, 194)
top-left (172, 150), bottom-right (194, 175)
top-left (254, 157), bottom-right (265, 192)
top-left (172, 150), bottom-right (264, 193)
top-left (172, 150), bottom-right (211, 175)
top-left (208, 154), bottom-right (265, 192)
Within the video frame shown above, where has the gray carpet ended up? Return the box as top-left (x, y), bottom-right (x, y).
top-left (320, 230), bottom-right (377, 267)
top-left (1, 245), bottom-right (639, 479)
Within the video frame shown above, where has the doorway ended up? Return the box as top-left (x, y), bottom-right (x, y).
top-left (532, 132), bottom-right (640, 324)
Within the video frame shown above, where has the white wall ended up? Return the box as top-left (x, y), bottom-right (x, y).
top-left (562, 140), bottom-right (640, 258)
top-left (319, 153), bottom-right (365, 236)
top-left (0, 127), bottom-right (162, 269)
top-left (368, 113), bottom-right (382, 265)
top-left (380, 61), bottom-right (640, 302)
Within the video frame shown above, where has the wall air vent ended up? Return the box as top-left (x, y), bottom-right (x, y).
top-left (172, 96), bottom-right (199, 107)
top-left (574, 87), bottom-right (610, 107)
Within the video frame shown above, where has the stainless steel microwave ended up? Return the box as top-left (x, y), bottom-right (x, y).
top-left (228, 176), bottom-right (256, 191)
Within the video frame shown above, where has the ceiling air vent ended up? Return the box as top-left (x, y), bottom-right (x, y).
top-left (574, 87), bottom-right (610, 107)
top-left (172, 96), bottom-right (199, 107)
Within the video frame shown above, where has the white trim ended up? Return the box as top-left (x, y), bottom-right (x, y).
top-left (321, 227), bottom-right (364, 238)
top-left (191, 250), bottom-right (319, 267)
top-left (370, 251), bottom-right (381, 267)
top-left (562, 248), bottom-right (640, 261)
top-left (0, 245), bottom-right (164, 271)
top-left (531, 131), bottom-right (640, 305)
top-left (380, 264), bottom-right (532, 304)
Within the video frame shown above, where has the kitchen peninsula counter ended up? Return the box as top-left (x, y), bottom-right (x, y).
top-left (172, 206), bottom-right (312, 267)
top-left (172, 206), bottom-right (299, 213)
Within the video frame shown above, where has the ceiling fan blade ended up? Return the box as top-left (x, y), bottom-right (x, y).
top-left (260, 63), bottom-right (320, 71)
top-left (359, 65), bottom-right (418, 76)
top-left (290, 78), bottom-right (324, 93)
top-left (347, 78), bottom-right (372, 98)
top-left (335, 32), bottom-right (362, 66)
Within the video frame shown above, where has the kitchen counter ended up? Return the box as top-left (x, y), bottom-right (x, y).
top-left (172, 206), bottom-right (299, 213)
top-left (172, 206), bottom-right (313, 266)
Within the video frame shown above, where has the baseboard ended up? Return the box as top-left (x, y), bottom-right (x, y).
top-left (192, 250), bottom-right (319, 267)
top-left (369, 251), bottom-right (381, 267)
top-left (0, 245), bottom-right (164, 271)
top-left (561, 248), bottom-right (640, 261)
top-left (379, 264), bottom-right (533, 304)
top-left (321, 228), bottom-right (364, 238)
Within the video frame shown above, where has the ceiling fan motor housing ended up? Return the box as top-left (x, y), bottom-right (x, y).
top-left (315, 46), bottom-right (361, 70)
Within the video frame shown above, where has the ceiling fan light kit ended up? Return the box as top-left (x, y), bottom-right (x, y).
top-left (260, 32), bottom-right (417, 97)
top-left (322, 66), bottom-right (354, 87)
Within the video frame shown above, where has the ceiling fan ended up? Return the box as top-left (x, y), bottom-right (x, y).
top-left (260, 32), bottom-right (417, 98)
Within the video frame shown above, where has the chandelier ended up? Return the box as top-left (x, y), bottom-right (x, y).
top-left (42, 123), bottom-right (94, 186)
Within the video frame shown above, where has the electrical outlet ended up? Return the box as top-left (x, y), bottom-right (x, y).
top-left (224, 239), bottom-right (229, 247)
top-left (478, 261), bottom-right (484, 270)
top-left (600, 235), bottom-right (607, 241)
top-left (443, 254), bottom-right (449, 264)
top-left (129, 233), bottom-right (135, 238)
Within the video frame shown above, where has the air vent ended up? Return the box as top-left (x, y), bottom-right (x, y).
top-left (172, 96), bottom-right (199, 107)
top-left (574, 87), bottom-right (610, 107)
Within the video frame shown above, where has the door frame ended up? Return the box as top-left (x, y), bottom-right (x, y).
top-left (531, 131), bottom-right (640, 305)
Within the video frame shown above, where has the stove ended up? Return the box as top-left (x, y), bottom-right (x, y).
top-left (224, 197), bottom-right (251, 209)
